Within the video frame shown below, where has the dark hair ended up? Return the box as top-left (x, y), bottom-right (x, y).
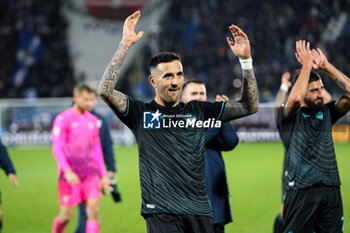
top-left (309, 70), bottom-right (321, 83)
top-left (182, 80), bottom-right (205, 92)
top-left (149, 52), bottom-right (181, 70)
top-left (73, 83), bottom-right (94, 96)
top-left (292, 69), bottom-right (321, 85)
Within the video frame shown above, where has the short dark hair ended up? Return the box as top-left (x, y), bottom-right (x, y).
top-left (149, 52), bottom-right (181, 70)
top-left (309, 70), bottom-right (321, 83)
top-left (73, 83), bottom-right (94, 96)
top-left (182, 80), bottom-right (205, 93)
top-left (292, 69), bottom-right (321, 85)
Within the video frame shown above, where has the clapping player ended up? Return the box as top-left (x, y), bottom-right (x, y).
top-left (278, 40), bottom-right (350, 233)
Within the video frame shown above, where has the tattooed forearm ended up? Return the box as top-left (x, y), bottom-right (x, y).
top-left (101, 91), bottom-right (127, 116)
top-left (335, 79), bottom-right (347, 92)
top-left (99, 43), bottom-right (130, 115)
top-left (325, 63), bottom-right (350, 97)
top-left (221, 69), bottom-right (259, 121)
top-left (325, 63), bottom-right (350, 115)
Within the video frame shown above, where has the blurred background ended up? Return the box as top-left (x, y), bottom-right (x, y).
top-left (1, 0), bottom-right (350, 145)
top-left (0, 1), bottom-right (350, 233)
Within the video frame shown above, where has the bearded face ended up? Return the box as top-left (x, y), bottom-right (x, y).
top-left (304, 80), bottom-right (324, 110)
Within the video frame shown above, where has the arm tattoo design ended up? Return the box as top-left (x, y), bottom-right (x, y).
top-left (330, 68), bottom-right (350, 115)
top-left (330, 68), bottom-right (350, 95)
top-left (335, 78), bottom-right (347, 93)
top-left (221, 69), bottom-right (259, 121)
top-left (99, 43), bottom-right (129, 116)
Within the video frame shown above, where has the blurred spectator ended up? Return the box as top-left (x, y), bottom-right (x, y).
top-left (0, 0), bottom-right (75, 99)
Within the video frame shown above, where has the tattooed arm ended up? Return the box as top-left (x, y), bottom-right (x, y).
top-left (220, 25), bottom-right (258, 121)
top-left (99, 11), bottom-right (144, 116)
top-left (311, 48), bottom-right (350, 116)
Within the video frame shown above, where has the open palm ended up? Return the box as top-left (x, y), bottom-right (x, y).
top-left (227, 25), bottom-right (251, 59)
top-left (121, 11), bottom-right (144, 46)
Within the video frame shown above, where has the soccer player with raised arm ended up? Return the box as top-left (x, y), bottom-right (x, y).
top-left (99, 11), bottom-right (258, 233)
top-left (273, 71), bottom-right (332, 233)
top-left (278, 40), bottom-right (350, 233)
top-left (51, 84), bottom-right (108, 233)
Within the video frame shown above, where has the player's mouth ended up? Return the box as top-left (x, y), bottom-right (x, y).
top-left (168, 88), bottom-right (179, 95)
top-left (315, 98), bottom-right (323, 104)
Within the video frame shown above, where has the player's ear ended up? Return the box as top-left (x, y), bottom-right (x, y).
top-left (149, 75), bottom-right (156, 88)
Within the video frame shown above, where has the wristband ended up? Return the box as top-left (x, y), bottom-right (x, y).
top-left (280, 83), bottom-right (289, 92)
top-left (239, 57), bottom-right (253, 70)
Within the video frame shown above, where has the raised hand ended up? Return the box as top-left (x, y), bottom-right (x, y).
top-left (311, 48), bottom-right (329, 70)
top-left (281, 72), bottom-right (292, 88)
top-left (227, 25), bottom-right (251, 59)
top-left (121, 11), bottom-right (144, 46)
top-left (294, 40), bottom-right (312, 67)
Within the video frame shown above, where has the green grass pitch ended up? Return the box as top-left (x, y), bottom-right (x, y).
top-left (0, 142), bottom-right (349, 233)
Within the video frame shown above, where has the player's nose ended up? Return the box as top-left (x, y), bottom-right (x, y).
top-left (195, 94), bottom-right (202, 100)
top-left (198, 96), bottom-right (206, 101)
top-left (171, 77), bottom-right (179, 86)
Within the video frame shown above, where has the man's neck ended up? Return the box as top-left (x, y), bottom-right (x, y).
top-left (73, 105), bottom-right (84, 115)
top-left (154, 97), bottom-right (179, 107)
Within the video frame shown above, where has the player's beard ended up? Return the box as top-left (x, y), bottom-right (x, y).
top-left (155, 89), bottom-right (179, 107)
top-left (160, 88), bottom-right (180, 106)
top-left (305, 97), bottom-right (324, 110)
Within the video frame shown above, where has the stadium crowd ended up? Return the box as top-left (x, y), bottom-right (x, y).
top-left (0, 0), bottom-right (75, 99)
top-left (133, 0), bottom-right (350, 101)
top-left (1, 0), bottom-right (350, 102)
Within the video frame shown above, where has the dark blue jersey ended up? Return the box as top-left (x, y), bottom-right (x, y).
top-left (0, 138), bottom-right (16, 175)
top-left (117, 97), bottom-right (225, 217)
top-left (205, 122), bottom-right (238, 224)
top-left (91, 110), bottom-right (116, 172)
top-left (277, 101), bottom-right (342, 190)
